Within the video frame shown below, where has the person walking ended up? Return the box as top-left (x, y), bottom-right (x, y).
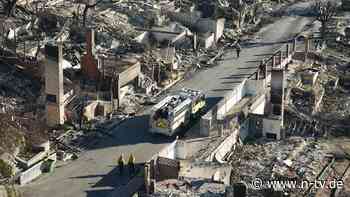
top-left (128, 154), bottom-right (135, 174)
top-left (118, 154), bottom-right (125, 175)
top-left (235, 41), bottom-right (242, 59)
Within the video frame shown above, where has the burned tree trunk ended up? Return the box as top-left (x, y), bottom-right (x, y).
top-left (313, 0), bottom-right (337, 42)
top-left (81, 0), bottom-right (103, 27)
top-left (321, 21), bottom-right (326, 41)
top-left (228, 0), bottom-right (257, 30)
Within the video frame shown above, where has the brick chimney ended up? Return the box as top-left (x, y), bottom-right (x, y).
top-left (81, 28), bottom-right (99, 80)
top-left (86, 29), bottom-right (95, 55)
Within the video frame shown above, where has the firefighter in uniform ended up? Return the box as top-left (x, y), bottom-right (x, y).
top-left (118, 154), bottom-right (125, 175)
top-left (128, 154), bottom-right (135, 174)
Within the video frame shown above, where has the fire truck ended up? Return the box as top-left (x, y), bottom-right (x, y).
top-left (149, 88), bottom-right (206, 136)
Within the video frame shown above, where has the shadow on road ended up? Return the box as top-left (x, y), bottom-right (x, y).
top-left (242, 40), bottom-right (290, 49)
top-left (221, 81), bottom-right (242, 84)
top-left (211, 88), bottom-right (233, 92)
top-left (220, 74), bottom-right (252, 80)
top-left (82, 96), bottom-right (222, 151)
top-left (205, 97), bottom-right (222, 109)
top-left (254, 53), bottom-right (276, 57)
top-left (84, 115), bottom-right (175, 150)
top-left (71, 164), bottom-right (144, 197)
top-left (85, 189), bottom-right (114, 197)
top-left (237, 66), bottom-right (258, 70)
top-left (245, 60), bottom-right (261, 63)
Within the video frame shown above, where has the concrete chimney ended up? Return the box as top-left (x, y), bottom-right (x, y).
top-left (45, 42), bottom-right (65, 126)
top-left (270, 69), bottom-right (284, 118)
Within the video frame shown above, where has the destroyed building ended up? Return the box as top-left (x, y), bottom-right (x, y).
top-left (1, 0), bottom-right (350, 197)
top-left (43, 28), bottom-right (143, 126)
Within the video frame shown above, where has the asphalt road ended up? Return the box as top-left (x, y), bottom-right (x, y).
top-left (20, 2), bottom-right (315, 197)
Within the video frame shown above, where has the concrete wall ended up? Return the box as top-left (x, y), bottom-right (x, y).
top-left (200, 78), bottom-right (246, 137)
top-left (158, 140), bottom-right (177, 159)
top-left (16, 149), bottom-right (49, 169)
top-left (263, 117), bottom-right (282, 140)
top-left (199, 76), bottom-right (267, 137)
top-left (240, 120), bottom-right (250, 141)
top-left (250, 94), bottom-right (266, 115)
top-left (209, 130), bottom-right (239, 162)
top-left (25, 151), bottom-right (47, 168)
top-left (19, 153), bottom-right (56, 185)
top-left (245, 79), bottom-right (265, 96)
top-left (196, 18), bottom-right (225, 42)
top-left (200, 113), bottom-right (212, 136)
top-left (175, 140), bottom-right (187, 160)
top-left (119, 62), bottom-right (141, 87)
top-left (271, 70), bottom-right (284, 99)
top-left (196, 18), bottom-right (216, 33)
top-left (270, 69), bottom-right (285, 119)
top-left (202, 33), bottom-right (215, 49)
top-left (156, 157), bottom-right (180, 181)
top-left (159, 139), bottom-right (194, 160)
top-left (134, 32), bottom-right (150, 44)
top-left (217, 79), bottom-right (246, 117)
top-left (215, 18), bottom-right (225, 42)
top-left (19, 160), bottom-right (43, 185)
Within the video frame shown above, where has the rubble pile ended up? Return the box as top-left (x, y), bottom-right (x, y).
top-left (317, 62), bottom-right (350, 135)
top-left (1, 0), bottom-right (286, 121)
top-left (0, 64), bottom-right (41, 113)
top-left (229, 137), bottom-right (329, 196)
top-left (153, 178), bottom-right (225, 197)
top-left (51, 129), bottom-right (100, 154)
top-left (0, 115), bottom-right (24, 155)
top-left (119, 86), bottom-right (144, 115)
top-left (0, 114), bottom-right (47, 161)
top-left (284, 58), bottom-right (350, 137)
top-left (287, 66), bottom-right (322, 114)
top-left (218, 0), bottom-right (304, 44)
